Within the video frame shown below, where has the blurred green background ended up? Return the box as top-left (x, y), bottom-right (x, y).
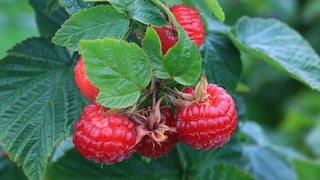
top-left (1, 0), bottom-right (320, 160)
top-left (0, 0), bottom-right (39, 59)
top-left (219, 0), bottom-right (320, 159)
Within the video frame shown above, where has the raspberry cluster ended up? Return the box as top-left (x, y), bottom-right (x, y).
top-left (72, 4), bottom-right (237, 165)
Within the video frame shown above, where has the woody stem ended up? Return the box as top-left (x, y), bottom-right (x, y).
top-left (149, 76), bottom-right (157, 130)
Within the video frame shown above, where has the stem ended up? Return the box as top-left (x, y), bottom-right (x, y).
top-left (160, 85), bottom-right (185, 99)
top-left (149, 76), bottom-right (157, 130)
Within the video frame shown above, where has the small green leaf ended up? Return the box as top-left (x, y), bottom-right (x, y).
top-left (79, 38), bottom-right (152, 108)
top-left (108, 0), bottom-right (166, 27)
top-left (52, 5), bottom-right (130, 51)
top-left (46, 0), bottom-right (62, 14)
top-left (195, 164), bottom-right (255, 180)
top-left (142, 27), bottom-right (163, 71)
top-left (292, 159), bottom-right (320, 180)
top-left (58, 0), bottom-right (95, 14)
top-left (201, 31), bottom-right (242, 93)
top-left (30, 0), bottom-right (69, 38)
top-left (160, 25), bottom-right (202, 85)
top-left (0, 38), bottom-right (87, 180)
top-left (204, 0), bottom-right (225, 22)
top-left (228, 17), bottom-right (320, 91)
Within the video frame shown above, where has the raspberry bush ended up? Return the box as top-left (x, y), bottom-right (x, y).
top-left (1, 0), bottom-right (320, 180)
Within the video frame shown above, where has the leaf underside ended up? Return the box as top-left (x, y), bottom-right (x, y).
top-left (228, 17), bottom-right (320, 91)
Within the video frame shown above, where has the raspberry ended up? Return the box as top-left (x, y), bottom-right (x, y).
top-left (136, 108), bottom-right (178, 158)
top-left (73, 102), bottom-right (137, 164)
top-left (74, 56), bottom-right (99, 101)
top-left (154, 27), bottom-right (178, 55)
top-left (176, 83), bottom-right (237, 150)
top-left (155, 4), bottom-right (205, 54)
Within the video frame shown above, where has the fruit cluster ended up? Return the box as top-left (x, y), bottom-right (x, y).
top-left (72, 4), bottom-right (237, 164)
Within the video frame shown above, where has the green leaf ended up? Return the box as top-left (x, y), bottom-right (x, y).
top-left (46, 0), bottom-right (62, 14)
top-left (243, 146), bottom-right (297, 180)
top-left (160, 25), bottom-right (202, 85)
top-left (142, 27), bottom-right (163, 71)
top-left (47, 148), bottom-right (182, 179)
top-left (108, 0), bottom-right (166, 27)
top-left (0, 38), bottom-right (87, 180)
top-left (227, 17), bottom-right (320, 91)
top-left (204, 0), bottom-right (225, 22)
top-left (238, 121), bottom-right (306, 160)
top-left (176, 139), bottom-right (247, 178)
top-left (201, 31), bottom-right (242, 93)
top-left (59, 0), bottom-right (95, 14)
top-left (292, 159), bottom-right (320, 180)
top-left (79, 38), bottom-right (152, 108)
top-left (306, 123), bottom-right (320, 158)
top-left (30, 0), bottom-right (69, 38)
top-left (52, 5), bottom-right (130, 51)
top-left (238, 121), bottom-right (269, 146)
top-left (195, 164), bottom-right (255, 180)
top-left (0, 148), bottom-right (27, 180)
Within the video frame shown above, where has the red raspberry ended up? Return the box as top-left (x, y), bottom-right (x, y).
top-left (74, 56), bottom-right (99, 101)
top-left (176, 84), bottom-right (237, 150)
top-left (154, 27), bottom-right (178, 55)
top-left (155, 4), bottom-right (205, 54)
top-left (73, 102), bottom-right (137, 164)
top-left (136, 108), bottom-right (178, 158)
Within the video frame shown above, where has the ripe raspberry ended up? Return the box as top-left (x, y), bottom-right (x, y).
top-left (73, 102), bottom-right (137, 164)
top-left (155, 4), bottom-right (205, 54)
top-left (136, 108), bottom-right (178, 158)
top-left (154, 27), bottom-right (178, 55)
top-left (176, 84), bottom-right (237, 150)
top-left (74, 56), bottom-right (99, 101)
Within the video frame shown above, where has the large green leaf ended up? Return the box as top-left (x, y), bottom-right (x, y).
top-left (46, 148), bottom-right (182, 179)
top-left (195, 164), bottom-right (255, 180)
top-left (30, 0), bottom-right (69, 38)
top-left (108, 0), bottom-right (166, 27)
top-left (79, 38), bottom-right (152, 108)
top-left (0, 38), bottom-right (87, 180)
top-left (227, 17), bottom-right (320, 91)
top-left (201, 31), bottom-right (242, 93)
top-left (59, 0), bottom-right (95, 14)
top-left (52, 5), bottom-right (130, 51)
